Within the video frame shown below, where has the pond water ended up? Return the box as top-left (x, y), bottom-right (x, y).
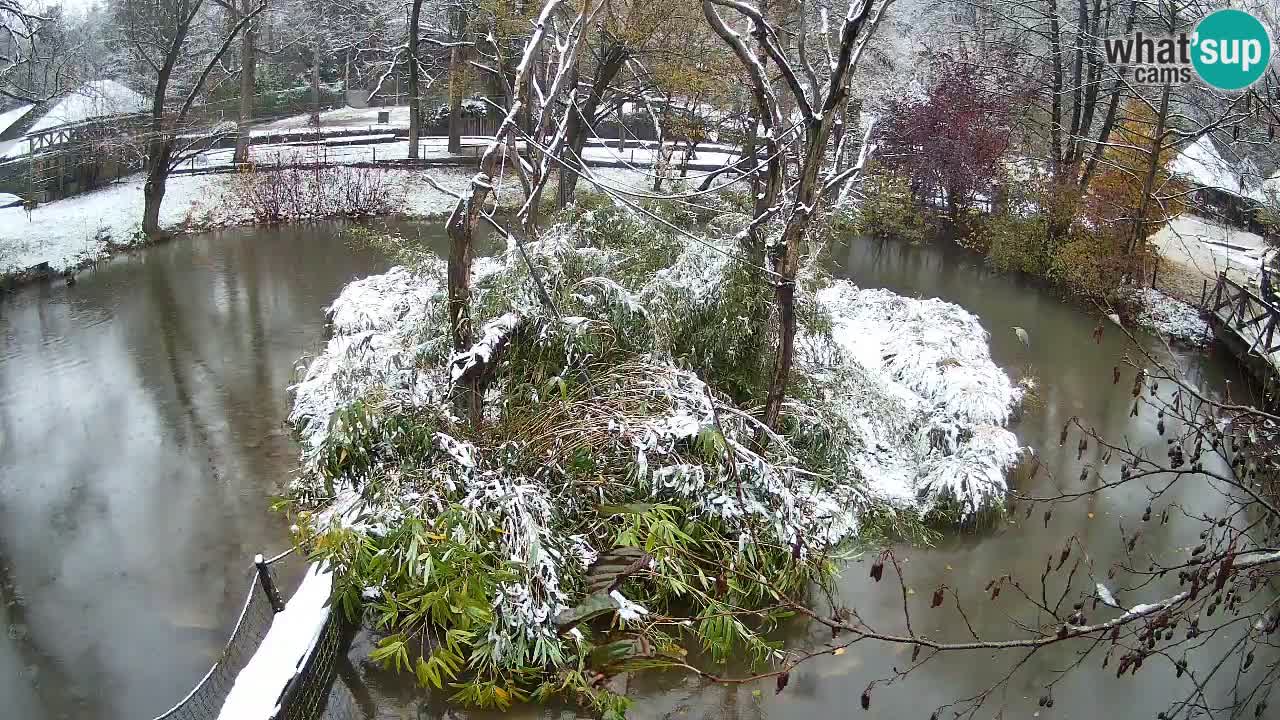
top-left (0, 224), bottom-right (1255, 720)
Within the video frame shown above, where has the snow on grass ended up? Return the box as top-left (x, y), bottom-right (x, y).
top-left (288, 264), bottom-right (453, 454)
top-left (253, 105), bottom-right (414, 133)
top-left (1128, 287), bottom-right (1214, 346)
top-left (0, 174), bottom-right (240, 274)
top-left (811, 281), bottom-right (1024, 516)
top-left (216, 563), bottom-right (332, 720)
top-left (0, 167), bottom-right (481, 278)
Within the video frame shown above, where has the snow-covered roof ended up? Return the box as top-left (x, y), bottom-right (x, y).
top-left (26, 80), bottom-right (146, 134)
top-left (1171, 135), bottom-right (1257, 199)
top-left (0, 103), bottom-right (34, 136)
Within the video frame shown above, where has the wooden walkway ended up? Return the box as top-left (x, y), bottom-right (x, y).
top-left (1206, 273), bottom-right (1280, 396)
top-left (1208, 273), bottom-right (1280, 355)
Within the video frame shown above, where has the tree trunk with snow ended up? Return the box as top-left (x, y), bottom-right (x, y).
top-left (310, 39), bottom-right (322, 128)
top-left (703, 0), bottom-right (885, 437)
top-left (1129, 82), bottom-right (1171, 256)
top-left (142, 137), bottom-right (173, 236)
top-left (557, 38), bottom-right (626, 209)
top-left (446, 5), bottom-right (468, 155)
top-left (233, 0), bottom-right (256, 165)
top-left (125, 0), bottom-right (263, 238)
top-left (406, 0), bottom-right (423, 160)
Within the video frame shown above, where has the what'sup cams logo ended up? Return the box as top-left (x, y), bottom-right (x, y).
top-left (1104, 9), bottom-right (1273, 90)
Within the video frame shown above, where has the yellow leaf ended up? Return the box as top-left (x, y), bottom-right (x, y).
top-left (1087, 512), bottom-right (1095, 519)
top-left (833, 647), bottom-right (846, 656)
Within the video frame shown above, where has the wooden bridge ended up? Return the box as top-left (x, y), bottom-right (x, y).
top-left (1206, 273), bottom-right (1280, 390)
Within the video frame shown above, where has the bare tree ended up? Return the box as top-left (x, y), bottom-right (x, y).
top-left (112, 0), bottom-right (265, 236)
top-left (703, 0), bottom-right (889, 436)
top-left (0, 1), bottom-right (75, 103)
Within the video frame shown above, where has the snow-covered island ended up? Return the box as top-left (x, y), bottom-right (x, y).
top-left (284, 197), bottom-right (1025, 712)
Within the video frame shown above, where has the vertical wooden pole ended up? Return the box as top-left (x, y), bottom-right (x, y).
top-left (255, 553), bottom-right (286, 613)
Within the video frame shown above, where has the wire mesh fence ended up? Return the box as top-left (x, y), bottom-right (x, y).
top-left (279, 609), bottom-right (364, 720)
top-left (149, 565), bottom-right (280, 720)
top-left (147, 549), bottom-right (366, 720)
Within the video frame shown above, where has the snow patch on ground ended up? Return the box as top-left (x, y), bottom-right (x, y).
top-left (0, 167), bottom-right (482, 277)
top-left (1128, 287), bottom-right (1214, 346)
top-left (1151, 214), bottom-right (1269, 290)
top-left (0, 174), bottom-right (238, 274)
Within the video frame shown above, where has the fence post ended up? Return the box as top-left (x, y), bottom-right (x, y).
top-left (1201, 279), bottom-right (1208, 309)
top-left (255, 553), bottom-right (286, 613)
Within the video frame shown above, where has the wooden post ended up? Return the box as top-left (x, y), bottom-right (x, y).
top-left (255, 553), bottom-right (286, 613)
top-left (1200, 279), bottom-right (1208, 309)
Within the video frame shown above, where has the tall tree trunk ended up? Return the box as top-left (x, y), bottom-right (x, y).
top-left (142, 138), bottom-right (173, 236)
top-left (407, 0), bottom-right (423, 159)
top-left (616, 104), bottom-right (625, 151)
top-left (1047, 0), bottom-right (1064, 182)
top-left (310, 39), bottom-right (321, 128)
top-left (1130, 83), bottom-right (1171, 255)
top-left (557, 40), bottom-right (626, 208)
top-left (447, 7), bottom-right (469, 154)
top-left (759, 120), bottom-right (831, 436)
top-left (233, 0), bottom-right (255, 164)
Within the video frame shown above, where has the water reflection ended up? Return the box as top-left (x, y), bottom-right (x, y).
top-left (0, 220), bottom-right (452, 720)
top-left (0, 222), bottom-right (1257, 720)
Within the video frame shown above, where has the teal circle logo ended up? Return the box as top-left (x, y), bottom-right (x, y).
top-left (1192, 9), bottom-right (1272, 90)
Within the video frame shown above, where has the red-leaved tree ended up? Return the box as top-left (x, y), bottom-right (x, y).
top-left (880, 59), bottom-right (1013, 227)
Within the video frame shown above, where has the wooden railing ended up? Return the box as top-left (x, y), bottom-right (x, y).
top-left (1208, 273), bottom-right (1280, 355)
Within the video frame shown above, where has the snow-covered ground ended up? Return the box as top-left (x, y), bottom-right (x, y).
top-left (1151, 214), bottom-right (1270, 290)
top-left (1127, 287), bottom-right (1215, 346)
top-left (185, 136), bottom-right (502, 171)
top-left (0, 168), bottom-right (474, 276)
top-left (0, 160), bottom-right (661, 279)
top-left (253, 105), bottom-right (414, 134)
top-left (178, 136), bottom-right (739, 174)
